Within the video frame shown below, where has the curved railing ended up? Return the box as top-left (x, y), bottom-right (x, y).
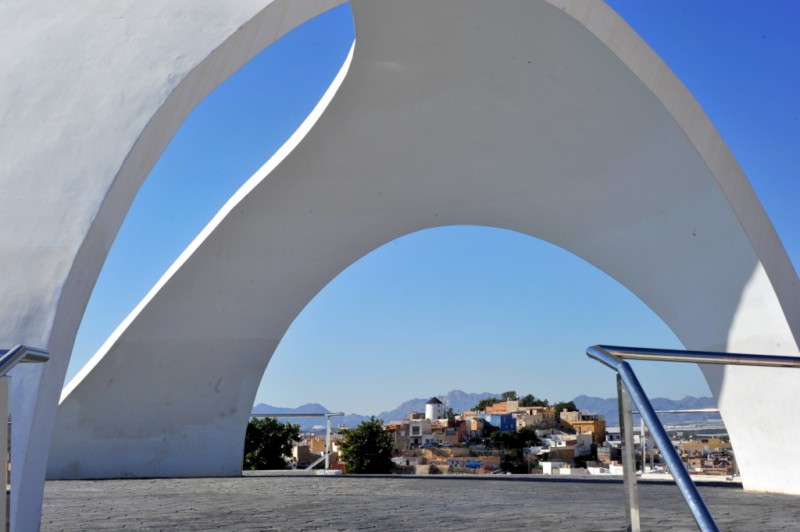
top-left (587, 345), bottom-right (800, 532)
top-left (0, 345), bottom-right (49, 377)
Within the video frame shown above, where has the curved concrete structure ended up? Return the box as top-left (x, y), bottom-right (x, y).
top-left (51, 0), bottom-right (800, 489)
top-left (1, 0), bottom-right (798, 528)
top-left (0, 1), bottom-right (344, 529)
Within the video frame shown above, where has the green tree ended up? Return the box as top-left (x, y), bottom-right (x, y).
top-left (473, 397), bottom-right (500, 411)
top-left (338, 417), bottom-right (394, 474)
top-left (490, 426), bottom-right (541, 450)
top-left (500, 448), bottom-right (528, 474)
top-left (489, 430), bottom-right (519, 450)
top-left (519, 394), bottom-right (548, 407)
top-left (243, 417), bottom-right (301, 470)
top-left (517, 426), bottom-right (542, 447)
top-left (501, 390), bottom-right (518, 401)
top-left (519, 394), bottom-right (535, 407)
top-left (490, 427), bottom-right (541, 474)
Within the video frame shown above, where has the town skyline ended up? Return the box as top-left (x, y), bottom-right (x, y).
top-left (253, 388), bottom-right (721, 431)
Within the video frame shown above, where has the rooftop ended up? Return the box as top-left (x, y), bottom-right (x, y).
top-left (41, 474), bottom-right (800, 530)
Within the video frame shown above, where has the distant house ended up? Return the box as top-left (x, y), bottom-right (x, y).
top-left (560, 411), bottom-right (607, 444)
top-left (516, 406), bottom-right (557, 430)
top-left (485, 400), bottom-right (518, 414)
top-left (387, 416), bottom-right (433, 450)
top-left (476, 413), bottom-right (516, 432)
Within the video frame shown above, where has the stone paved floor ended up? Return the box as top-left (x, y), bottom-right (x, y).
top-left (41, 474), bottom-right (800, 531)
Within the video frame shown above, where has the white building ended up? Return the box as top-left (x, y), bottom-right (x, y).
top-left (425, 397), bottom-right (445, 422)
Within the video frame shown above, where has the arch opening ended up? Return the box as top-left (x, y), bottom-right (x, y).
top-left (65, 3), bottom-right (355, 389)
top-left (258, 224), bottom-right (711, 417)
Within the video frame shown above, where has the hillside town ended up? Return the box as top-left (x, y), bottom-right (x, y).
top-left (287, 394), bottom-right (737, 480)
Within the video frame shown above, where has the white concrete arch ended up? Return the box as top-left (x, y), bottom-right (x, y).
top-left (0, 1), bottom-right (344, 528)
top-left (49, 0), bottom-right (799, 501)
top-left (1, 0), bottom-right (798, 528)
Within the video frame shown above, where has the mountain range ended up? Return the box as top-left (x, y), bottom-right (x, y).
top-left (573, 394), bottom-right (720, 426)
top-left (252, 390), bottom-right (499, 430)
top-left (375, 389), bottom-right (499, 422)
top-left (250, 402), bottom-right (369, 430)
top-left (253, 390), bottom-right (720, 431)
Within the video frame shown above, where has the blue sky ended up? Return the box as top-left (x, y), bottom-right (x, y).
top-left (67, 1), bottom-right (799, 415)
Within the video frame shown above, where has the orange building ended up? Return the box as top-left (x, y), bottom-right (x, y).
top-left (560, 411), bottom-right (606, 445)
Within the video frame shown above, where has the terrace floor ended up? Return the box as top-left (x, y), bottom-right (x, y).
top-left (41, 473), bottom-right (800, 531)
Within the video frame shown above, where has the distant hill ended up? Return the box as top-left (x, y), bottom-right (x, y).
top-left (251, 402), bottom-right (371, 430)
top-left (253, 391), bottom-right (720, 431)
top-left (252, 402), bottom-right (330, 416)
top-left (376, 390), bottom-right (500, 423)
top-left (252, 390), bottom-right (499, 431)
top-left (573, 394), bottom-right (720, 426)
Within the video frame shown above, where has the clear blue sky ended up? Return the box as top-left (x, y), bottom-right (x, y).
top-left (67, 1), bottom-right (799, 415)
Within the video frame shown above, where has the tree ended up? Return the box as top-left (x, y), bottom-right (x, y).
top-left (517, 426), bottom-right (542, 447)
top-left (490, 426), bottom-right (541, 450)
top-left (490, 427), bottom-right (541, 474)
top-left (243, 418), bottom-right (301, 470)
top-left (489, 430), bottom-right (520, 450)
top-left (501, 390), bottom-right (518, 401)
top-left (445, 407), bottom-right (456, 419)
top-left (519, 394), bottom-right (548, 407)
top-left (338, 417), bottom-right (394, 474)
top-left (500, 448), bottom-right (528, 474)
top-left (473, 397), bottom-right (500, 411)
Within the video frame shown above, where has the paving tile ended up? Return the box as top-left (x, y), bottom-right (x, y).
top-left (41, 475), bottom-right (800, 531)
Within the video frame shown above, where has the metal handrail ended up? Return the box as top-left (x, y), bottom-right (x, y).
top-left (588, 346), bottom-right (716, 531)
top-left (634, 408), bottom-right (719, 414)
top-left (0, 345), bottom-right (49, 532)
top-left (304, 454), bottom-right (327, 471)
top-left (588, 345), bottom-right (800, 531)
top-left (592, 345), bottom-right (800, 368)
top-left (0, 345), bottom-right (50, 377)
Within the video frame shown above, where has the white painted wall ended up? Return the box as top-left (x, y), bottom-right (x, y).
top-left (425, 402), bottom-right (445, 422)
top-left (0, 1), bottom-right (344, 529)
top-left (1, 0), bottom-right (798, 528)
top-left (51, 0), bottom-right (800, 496)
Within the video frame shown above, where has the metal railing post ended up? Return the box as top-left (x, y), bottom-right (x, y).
top-left (584, 343), bottom-right (800, 529)
top-left (250, 411), bottom-right (344, 473)
top-left (0, 377), bottom-right (7, 532)
top-left (0, 346), bottom-right (49, 532)
top-left (616, 359), bottom-right (718, 531)
top-left (617, 374), bottom-right (640, 532)
top-left (325, 415), bottom-right (332, 471)
top-left (640, 417), bottom-right (646, 473)
top-left (588, 346), bottom-right (721, 532)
